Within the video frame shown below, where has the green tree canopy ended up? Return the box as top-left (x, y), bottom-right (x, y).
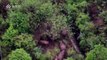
top-left (8, 48), bottom-right (32, 60)
top-left (86, 45), bottom-right (107, 60)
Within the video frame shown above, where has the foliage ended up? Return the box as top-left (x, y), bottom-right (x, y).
top-left (99, 11), bottom-right (107, 23)
top-left (12, 0), bottom-right (54, 19)
top-left (76, 13), bottom-right (94, 31)
top-left (66, 0), bottom-right (87, 4)
top-left (8, 11), bottom-right (30, 33)
top-left (65, 3), bottom-right (78, 21)
top-left (0, 16), bottom-right (8, 35)
top-left (9, 0), bottom-right (22, 5)
top-left (64, 1), bottom-right (88, 31)
top-left (2, 24), bottom-right (18, 46)
top-left (8, 48), bottom-right (32, 60)
top-left (44, 47), bottom-right (60, 60)
top-left (32, 47), bottom-right (42, 59)
top-left (48, 14), bottom-right (70, 38)
top-left (80, 31), bottom-right (106, 50)
top-left (28, 1), bottom-right (54, 32)
top-left (32, 47), bottom-right (49, 60)
top-left (0, 16), bottom-right (6, 27)
top-left (66, 48), bottom-right (84, 60)
top-left (65, 57), bottom-right (74, 60)
top-left (65, 1), bottom-right (87, 16)
top-left (66, 2), bottom-right (95, 51)
top-left (36, 2), bottom-right (54, 20)
top-left (12, 0), bottom-right (55, 33)
top-left (66, 54), bottom-right (84, 60)
top-left (11, 33), bottom-right (36, 50)
top-left (74, 54), bottom-right (84, 60)
top-left (86, 45), bottom-right (107, 60)
top-left (1, 0), bottom-right (107, 60)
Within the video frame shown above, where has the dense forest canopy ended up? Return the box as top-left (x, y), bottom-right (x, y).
top-left (1, 0), bottom-right (107, 60)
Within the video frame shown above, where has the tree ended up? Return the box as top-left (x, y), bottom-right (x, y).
top-left (99, 11), bottom-right (107, 24)
top-left (48, 14), bottom-right (71, 39)
top-left (28, 1), bottom-right (54, 33)
top-left (11, 33), bottom-right (36, 50)
top-left (76, 13), bottom-right (94, 32)
top-left (86, 45), bottom-right (107, 60)
top-left (8, 48), bottom-right (32, 60)
top-left (2, 24), bottom-right (18, 46)
top-left (0, 16), bottom-right (8, 35)
top-left (8, 11), bottom-right (30, 33)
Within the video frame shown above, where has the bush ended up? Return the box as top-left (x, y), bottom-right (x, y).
top-left (48, 14), bottom-right (70, 39)
top-left (2, 24), bottom-right (18, 46)
top-left (28, 1), bottom-right (54, 32)
top-left (9, 0), bottom-right (22, 5)
top-left (21, 0), bottom-right (39, 13)
top-left (66, 0), bottom-right (87, 4)
top-left (86, 45), bottom-right (107, 60)
top-left (99, 11), bottom-right (107, 23)
top-left (80, 31), bottom-right (106, 50)
top-left (0, 16), bottom-right (8, 35)
top-left (76, 13), bottom-right (97, 51)
top-left (19, 0), bottom-right (54, 18)
top-left (8, 11), bottom-right (30, 33)
top-left (2, 24), bottom-right (18, 40)
top-left (32, 47), bottom-right (42, 59)
top-left (68, 51), bottom-right (84, 60)
top-left (65, 1), bottom-right (87, 16)
top-left (8, 48), bottom-right (32, 60)
top-left (0, 16), bottom-right (6, 27)
top-left (9, 0), bottom-right (55, 33)
top-left (32, 47), bottom-right (50, 60)
top-left (64, 1), bottom-right (88, 29)
top-left (11, 33), bottom-right (36, 50)
top-left (76, 13), bottom-right (94, 32)
top-left (36, 1), bottom-right (54, 18)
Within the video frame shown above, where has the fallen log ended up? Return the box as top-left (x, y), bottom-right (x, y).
top-left (54, 41), bottom-right (66, 60)
top-left (70, 38), bottom-right (81, 54)
top-left (54, 50), bottom-right (66, 60)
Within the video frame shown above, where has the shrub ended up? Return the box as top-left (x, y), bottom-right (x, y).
top-left (73, 54), bottom-right (84, 60)
top-left (65, 3), bottom-right (78, 18)
top-left (0, 16), bottom-right (6, 27)
top-left (48, 14), bottom-right (70, 39)
top-left (64, 1), bottom-right (88, 29)
top-left (76, 13), bottom-right (96, 51)
top-left (66, 0), bottom-right (87, 4)
top-left (2, 24), bottom-right (18, 46)
top-left (21, 0), bottom-right (39, 13)
top-left (86, 45), bottom-right (107, 60)
top-left (8, 11), bottom-right (30, 33)
top-left (9, 0), bottom-right (55, 33)
top-left (99, 11), bottom-right (107, 23)
top-left (36, 1), bottom-right (54, 18)
top-left (20, 0), bottom-right (54, 18)
top-left (76, 13), bottom-right (94, 32)
top-left (80, 32), bottom-right (106, 50)
top-left (11, 33), bottom-right (36, 50)
top-left (76, 1), bottom-right (88, 11)
top-left (32, 47), bottom-right (50, 60)
top-left (0, 16), bottom-right (8, 35)
top-left (65, 51), bottom-right (84, 60)
top-left (32, 47), bottom-right (42, 59)
top-left (8, 48), bottom-right (32, 60)
top-left (9, 0), bottom-right (22, 5)
top-left (65, 1), bottom-right (87, 16)
top-left (28, 1), bottom-right (54, 32)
